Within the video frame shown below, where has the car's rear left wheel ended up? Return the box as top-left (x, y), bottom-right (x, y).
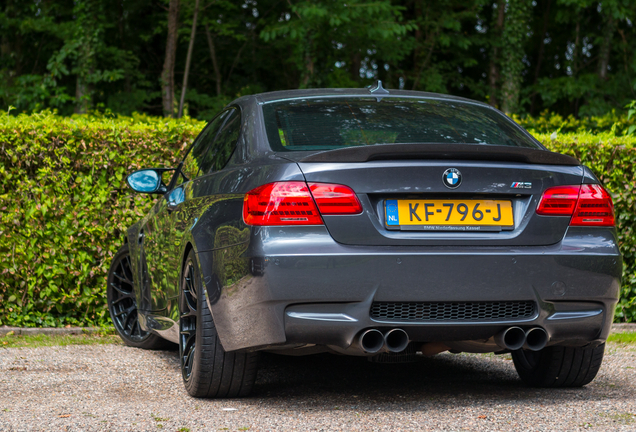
top-left (179, 249), bottom-right (259, 398)
top-left (511, 343), bottom-right (605, 387)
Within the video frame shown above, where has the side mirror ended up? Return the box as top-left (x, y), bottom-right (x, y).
top-left (126, 169), bottom-right (170, 194)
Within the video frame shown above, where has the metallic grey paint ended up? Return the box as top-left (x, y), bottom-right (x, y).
top-left (123, 89), bottom-right (622, 356)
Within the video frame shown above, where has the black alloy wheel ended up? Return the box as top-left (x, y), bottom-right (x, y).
top-left (107, 244), bottom-right (173, 350)
top-left (179, 249), bottom-right (259, 398)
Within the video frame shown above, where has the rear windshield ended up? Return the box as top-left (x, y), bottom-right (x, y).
top-left (262, 97), bottom-right (542, 151)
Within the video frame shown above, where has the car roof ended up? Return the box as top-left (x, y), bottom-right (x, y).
top-left (244, 87), bottom-right (484, 106)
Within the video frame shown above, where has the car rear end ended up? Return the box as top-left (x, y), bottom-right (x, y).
top-left (211, 92), bottom-right (621, 370)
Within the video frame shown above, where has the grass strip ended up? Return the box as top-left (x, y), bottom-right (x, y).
top-left (607, 332), bottom-right (636, 344)
top-left (1, 331), bottom-right (121, 348)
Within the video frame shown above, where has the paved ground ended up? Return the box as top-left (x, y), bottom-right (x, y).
top-left (0, 341), bottom-right (635, 431)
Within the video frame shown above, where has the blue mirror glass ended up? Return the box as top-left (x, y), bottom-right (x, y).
top-left (127, 169), bottom-right (161, 193)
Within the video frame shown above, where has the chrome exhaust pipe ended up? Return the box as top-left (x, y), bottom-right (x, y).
top-left (494, 326), bottom-right (526, 351)
top-left (384, 328), bottom-right (409, 353)
top-left (358, 329), bottom-right (384, 354)
top-left (523, 327), bottom-right (549, 351)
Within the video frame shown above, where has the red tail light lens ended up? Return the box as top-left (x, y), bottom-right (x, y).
top-left (308, 183), bottom-right (363, 215)
top-left (243, 182), bottom-right (323, 226)
top-left (536, 186), bottom-right (580, 216)
top-left (243, 181), bottom-right (363, 225)
top-left (536, 184), bottom-right (615, 226)
top-left (570, 184), bottom-right (615, 226)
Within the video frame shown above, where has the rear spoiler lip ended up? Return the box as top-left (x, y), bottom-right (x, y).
top-left (292, 143), bottom-right (580, 166)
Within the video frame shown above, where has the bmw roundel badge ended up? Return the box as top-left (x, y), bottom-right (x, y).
top-left (442, 168), bottom-right (462, 189)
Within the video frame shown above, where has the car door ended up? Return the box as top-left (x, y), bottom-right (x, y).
top-left (140, 110), bottom-right (230, 312)
top-left (179, 107), bottom-right (247, 304)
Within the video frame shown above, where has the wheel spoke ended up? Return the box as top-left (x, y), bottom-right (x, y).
top-left (110, 283), bottom-right (134, 299)
top-left (115, 305), bottom-right (135, 318)
top-left (111, 295), bottom-right (132, 306)
top-left (179, 260), bottom-right (200, 382)
top-left (130, 315), bottom-right (139, 336)
top-left (184, 346), bottom-right (195, 374)
top-left (112, 270), bottom-right (133, 286)
top-left (183, 265), bottom-right (198, 313)
top-left (124, 256), bottom-right (133, 280)
top-left (182, 311), bottom-right (195, 319)
top-left (121, 309), bottom-right (134, 333)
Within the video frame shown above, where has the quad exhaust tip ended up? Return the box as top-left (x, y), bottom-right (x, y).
top-left (494, 326), bottom-right (526, 351)
top-left (358, 328), bottom-right (410, 354)
top-left (359, 329), bottom-right (385, 354)
top-left (384, 328), bottom-right (409, 353)
top-left (495, 326), bottom-right (549, 351)
top-left (524, 327), bottom-right (549, 351)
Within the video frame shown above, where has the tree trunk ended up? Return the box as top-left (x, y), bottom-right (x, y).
top-left (530, 0), bottom-right (551, 115)
top-left (572, 18), bottom-right (581, 117)
top-left (488, 0), bottom-right (506, 108)
top-left (161, 0), bottom-right (180, 118)
top-left (573, 19), bottom-right (580, 76)
top-left (411, 36), bottom-right (436, 90)
top-left (75, 77), bottom-right (89, 114)
top-left (1, 0), bottom-right (12, 89)
top-left (178, 0), bottom-right (200, 118)
top-left (349, 52), bottom-right (361, 81)
top-left (302, 52), bottom-right (314, 88)
top-left (301, 33), bottom-right (315, 88)
top-left (118, 1), bottom-right (131, 94)
top-left (205, 24), bottom-right (222, 97)
top-left (501, 0), bottom-right (531, 114)
top-left (598, 16), bottom-right (615, 80)
top-left (225, 40), bottom-right (247, 88)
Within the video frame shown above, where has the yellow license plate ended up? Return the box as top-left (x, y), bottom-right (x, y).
top-left (385, 199), bottom-right (514, 230)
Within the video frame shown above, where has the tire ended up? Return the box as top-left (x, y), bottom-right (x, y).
top-left (511, 343), bottom-right (605, 388)
top-left (179, 249), bottom-right (259, 398)
top-left (107, 243), bottom-right (174, 350)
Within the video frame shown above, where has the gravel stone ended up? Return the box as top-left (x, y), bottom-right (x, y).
top-left (0, 342), bottom-right (634, 431)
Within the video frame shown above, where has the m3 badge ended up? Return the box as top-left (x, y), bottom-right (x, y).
top-left (511, 182), bottom-right (532, 189)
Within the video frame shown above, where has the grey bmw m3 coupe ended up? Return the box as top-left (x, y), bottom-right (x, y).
top-left (108, 84), bottom-right (621, 398)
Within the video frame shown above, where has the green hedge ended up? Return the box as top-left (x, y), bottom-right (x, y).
top-left (0, 111), bottom-right (634, 327)
top-left (533, 131), bottom-right (636, 321)
top-left (516, 110), bottom-right (636, 135)
top-left (0, 111), bottom-right (205, 326)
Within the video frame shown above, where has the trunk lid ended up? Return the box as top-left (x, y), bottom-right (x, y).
top-left (290, 146), bottom-right (583, 247)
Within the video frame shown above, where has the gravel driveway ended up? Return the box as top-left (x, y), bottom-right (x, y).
top-left (0, 341), bottom-right (635, 431)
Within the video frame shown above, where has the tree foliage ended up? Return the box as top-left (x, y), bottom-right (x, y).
top-left (1, 0), bottom-right (636, 119)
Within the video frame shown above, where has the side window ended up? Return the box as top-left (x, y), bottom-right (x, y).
top-left (207, 108), bottom-right (241, 172)
top-left (180, 111), bottom-right (228, 182)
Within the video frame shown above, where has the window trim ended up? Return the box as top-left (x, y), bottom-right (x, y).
top-left (170, 106), bottom-right (240, 187)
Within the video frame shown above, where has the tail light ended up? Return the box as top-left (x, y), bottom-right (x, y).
top-left (308, 183), bottom-right (363, 215)
top-left (536, 186), bottom-right (580, 216)
top-left (536, 184), bottom-right (614, 226)
top-left (570, 184), bottom-right (615, 226)
top-left (243, 181), bottom-right (362, 226)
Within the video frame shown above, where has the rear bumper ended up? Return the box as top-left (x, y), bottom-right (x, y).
top-left (199, 226), bottom-right (621, 352)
